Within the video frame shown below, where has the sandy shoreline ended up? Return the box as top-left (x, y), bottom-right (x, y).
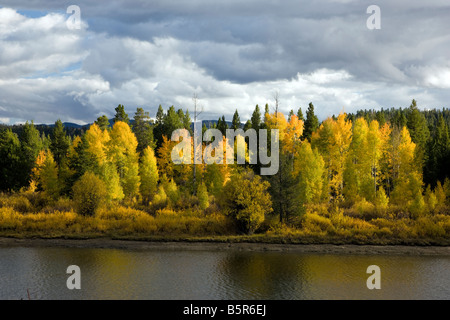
top-left (0, 237), bottom-right (449, 255)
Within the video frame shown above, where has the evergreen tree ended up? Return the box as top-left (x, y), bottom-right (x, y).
top-left (114, 104), bottom-right (130, 124)
top-left (243, 120), bottom-right (252, 131)
top-left (375, 110), bottom-right (386, 126)
top-left (231, 109), bottom-right (241, 130)
top-left (0, 129), bottom-right (22, 191)
top-left (183, 109), bottom-right (192, 135)
top-left (217, 115), bottom-right (228, 136)
top-left (297, 107), bottom-right (304, 121)
top-left (50, 119), bottom-right (70, 167)
top-left (95, 115), bottom-right (110, 131)
top-left (303, 102), bottom-right (319, 141)
top-left (406, 99), bottom-right (430, 168)
top-left (288, 109), bottom-right (294, 122)
top-left (264, 104), bottom-right (270, 122)
top-left (251, 105), bottom-right (262, 131)
top-left (19, 121), bottom-right (43, 188)
top-left (133, 107), bottom-right (155, 154)
top-left (426, 114), bottom-right (450, 185)
top-left (163, 106), bottom-right (183, 138)
top-left (154, 104), bottom-right (165, 148)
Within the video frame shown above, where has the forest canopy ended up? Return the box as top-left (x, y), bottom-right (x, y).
top-left (1, 100), bottom-right (449, 241)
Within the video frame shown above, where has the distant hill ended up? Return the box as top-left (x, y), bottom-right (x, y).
top-left (0, 119), bottom-right (239, 139)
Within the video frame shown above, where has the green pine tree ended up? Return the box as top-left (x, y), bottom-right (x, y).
top-left (114, 104), bottom-right (130, 124)
top-left (50, 119), bottom-right (70, 167)
top-left (231, 109), bottom-right (241, 130)
top-left (303, 102), bottom-right (319, 141)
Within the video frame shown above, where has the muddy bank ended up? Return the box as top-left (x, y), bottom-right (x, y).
top-left (0, 237), bottom-right (449, 255)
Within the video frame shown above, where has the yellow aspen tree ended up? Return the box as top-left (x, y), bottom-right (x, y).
top-left (390, 126), bottom-right (425, 216)
top-left (344, 117), bottom-right (369, 204)
top-left (84, 124), bottom-right (124, 202)
top-left (85, 123), bottom-right (110, 167)
top-left (312, 113), bottom-right (352, 203)
top-left (33, 149), bottom-right (60, 199)
top-left (140, 146), bottom-right (159, 205)
top-left (109, 121), bottom-right (140, 201)
top-left (366, 120), bottom-right (383, 201)
top-left (293, 141), bottom-right (326, 207)
top-left (378, 123), bottom-right (392, 196)
top-left (284, 115), bottom-right (304, 155)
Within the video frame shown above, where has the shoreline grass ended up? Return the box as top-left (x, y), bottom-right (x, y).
top-left (1, 192), bottom-right (450, 247)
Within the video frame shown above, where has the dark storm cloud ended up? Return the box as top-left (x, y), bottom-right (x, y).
top-left (3, 0), bottom-right (449, 84)
top-left (0, 0), bottom-right (449, 124)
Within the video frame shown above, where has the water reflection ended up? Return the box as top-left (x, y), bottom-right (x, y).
top-left (0, 247), bottom-right (449, 300)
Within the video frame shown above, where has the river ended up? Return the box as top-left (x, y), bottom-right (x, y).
top-left (0, 245), bottom-right (449, 300)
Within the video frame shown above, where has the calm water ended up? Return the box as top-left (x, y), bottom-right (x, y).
top-left (0, 246), bottom-right (449, 300)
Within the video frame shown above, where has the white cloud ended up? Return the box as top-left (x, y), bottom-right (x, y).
top-left (1, 3), bottom-right (450, 126)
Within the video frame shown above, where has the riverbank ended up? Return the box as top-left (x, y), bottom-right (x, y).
top-left (1, 236), bottom-right (449, 255)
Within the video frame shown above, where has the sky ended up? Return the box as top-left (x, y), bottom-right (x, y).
top-left (0, 0), bottom-right (449, 125)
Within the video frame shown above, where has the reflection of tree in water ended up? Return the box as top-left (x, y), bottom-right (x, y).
top-left (31, 247), bottom-right (153, 299)
top-left (217, 252), bottom-right (428, 299)
top-left (217, 251), bottom-right (311, 299)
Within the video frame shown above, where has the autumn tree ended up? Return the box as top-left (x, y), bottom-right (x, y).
top-left (109, 121), bottom-right (140, 201)
top-left (312, 113), bottom-right (352, 203)
top-left (390, 126), bottom-right (425, 217)
top-left (72, 171), bottom-right (107, 216)
top-left (139, 146), bottom-right (159, 204)
top-left (220, 169), bottom-right (272, 234)
top-left (264, 112), bottom-right (303, 223)
top-left (293, 141), bottom-right (326, 209)
top-left (204, 162), bottom-right (226, 199)
top-left (197, 182), bottom-right (209, 210)
top-left (33, 149), bottom-right (60, 200)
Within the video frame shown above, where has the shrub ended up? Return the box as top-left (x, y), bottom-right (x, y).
top-left (42, 197), bottom-right (74, 213)
top-left (72, 171), bottom-right (107, 216)
top-left (219, 170), bottom-right (272, 235)
top-left (197, 182), bottom-right (209, 210)
top-left (301, 213), bottom-right (334, 234)
top-left (0, 194), bottom-right (33, 213)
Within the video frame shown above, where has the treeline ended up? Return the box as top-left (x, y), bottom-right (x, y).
top-left (1, 100), bottom-right (450, 236)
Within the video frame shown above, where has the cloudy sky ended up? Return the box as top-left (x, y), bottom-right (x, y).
top-left (0, 0), bottom-right (449, 125)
